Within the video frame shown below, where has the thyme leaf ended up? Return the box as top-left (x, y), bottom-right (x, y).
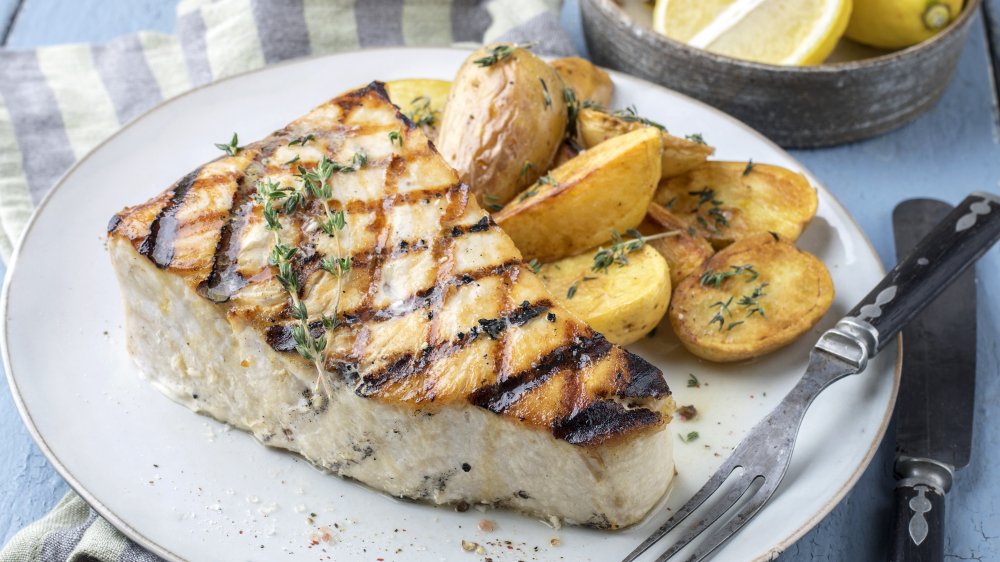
top-left (473, 43), bottom-right (532, 67)
top-left (214, 132), bottom-right (240, 156)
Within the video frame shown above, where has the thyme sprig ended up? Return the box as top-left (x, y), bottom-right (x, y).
top-left (215, 132), bottom-right (241, 156)
top-left (473, 43), bottom-right (533, 67)
top-left (407, 96), bottom-right (436, 127)
top-left (540, 78), bottom-right (552, 108)
top-left (688, 187), bottom-right (729, 233)
top-left (256, 180), bottom-right (326, 388)
top-left (564, 88), bottom-right (579, 138)
top-left (686, 133), bottom-right (706, 145)
top-left (591, 229), bottom-right (681, 273)
top-left (611, 105), bottom-right (665, 130)
top-left (699, 264), bottom-right (758, 288)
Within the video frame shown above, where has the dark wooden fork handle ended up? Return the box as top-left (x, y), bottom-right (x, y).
top-left (846, 192), bottom-right (1000, 353)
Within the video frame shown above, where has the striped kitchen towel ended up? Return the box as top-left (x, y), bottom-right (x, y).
top-left (0, 0), bottom-right (575, 260)
top-left (0, 2), bottom-right (574, 561)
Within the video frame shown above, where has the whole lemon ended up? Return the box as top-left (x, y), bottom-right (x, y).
top-left (845, 0), bottom-right (964, 49)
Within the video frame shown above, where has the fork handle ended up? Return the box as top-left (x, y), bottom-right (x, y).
top-left (843, 193), bottom-right (1000, 356)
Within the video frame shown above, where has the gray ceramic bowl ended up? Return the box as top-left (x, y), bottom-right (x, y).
top-left (581, 0), bottom-right (981, 147)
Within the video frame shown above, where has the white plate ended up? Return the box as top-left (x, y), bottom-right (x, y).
top-left (2, 48), bottom-right (898, 562)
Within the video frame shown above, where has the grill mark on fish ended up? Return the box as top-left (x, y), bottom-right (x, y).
top-left (137, 169), bottom-right (200, 268)
top-left (355, 298), bottom-right (553, 397)
top-left (470, 332), bottom-right (613, 414)
top-left (552, 400), bottom-right (663, 446)
top-left (346, 155), bottom-right (401, 367)
top-left (200, 145), bottom-right (280, 302)
top-left (263, 259), bottom-right (523, 352)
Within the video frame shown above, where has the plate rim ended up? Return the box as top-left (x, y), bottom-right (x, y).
top-left (0, 46), bottom-right (902, 562)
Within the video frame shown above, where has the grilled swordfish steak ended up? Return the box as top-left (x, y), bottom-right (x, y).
top-left (107, 82), bottom-right (675, 528)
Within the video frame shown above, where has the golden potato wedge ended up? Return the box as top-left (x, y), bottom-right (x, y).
top-left (640, 202), bottom-right (715, 287)
top-left (550, 57), bottom-right (614, 107)
top-left (576, 108), bottom-right (714, 178)
top-left (654, 161), bottom-right (818, 249)
top-left (669, 233), bottom-right (834, 362)
top-left (538, 245), bottom-right (671, 345)
top-left (384, 79), bottom-right (451, 142)
top-left (495, 127), bottom-right (662, 262)
top-left (437, 44), bottom-right (568, 207)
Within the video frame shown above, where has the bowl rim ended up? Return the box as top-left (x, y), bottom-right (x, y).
top-left (587, 0), bottom-right (982, 73)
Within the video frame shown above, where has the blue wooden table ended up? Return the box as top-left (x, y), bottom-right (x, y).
top-left (1, 1), bottom-right (998, 560)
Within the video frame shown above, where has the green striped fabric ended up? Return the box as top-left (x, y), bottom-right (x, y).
top-left (0, 0), bottom-right (573, 260)
top-left (0, 2), bottom-right (572, 560)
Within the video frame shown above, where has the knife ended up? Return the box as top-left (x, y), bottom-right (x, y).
top-left (889, 198), bottom-right (978, 562)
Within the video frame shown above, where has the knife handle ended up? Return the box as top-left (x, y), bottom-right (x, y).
top-left (889, 468), bottom-right (947, 562)
top-left (836, 193), bottom-right (1000, 362)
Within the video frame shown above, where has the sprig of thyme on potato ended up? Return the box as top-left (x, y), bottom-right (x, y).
top-left (591, 229), bottom-right (680, 273)
top-left (473, 43), bottom-right (533, 67)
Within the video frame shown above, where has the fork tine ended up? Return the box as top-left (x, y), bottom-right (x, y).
top-left (649, 472), bottom-right (760, 562)
top-left (668, 478), bottom-right (779, 562)
top-left (620, 461), bottom-right (743, 562)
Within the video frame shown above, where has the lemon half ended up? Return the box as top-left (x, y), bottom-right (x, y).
top-left (653, 0), bottom-right (853, 66)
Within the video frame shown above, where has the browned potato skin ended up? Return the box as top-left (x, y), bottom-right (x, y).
top-left (495, 127), bottom-right (662, 263)
top-left (669, 233), bottom-right (834, 362)
top-left (639, 202), bottom-right (715, 287)
top-left (576, 108), bottom-right (714, 178)
top-left (436, 44), bottom-right (568, 207)
top-left (654, 161), bottom-right (818, 249)
top-left (550, 57), bottom-right (614, 107)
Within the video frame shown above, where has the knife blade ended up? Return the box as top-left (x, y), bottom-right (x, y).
top-left (889, 198), bottom-right (978, 562)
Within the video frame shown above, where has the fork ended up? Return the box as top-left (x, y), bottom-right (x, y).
top-left (622, 192), bottom-right (1000, 562)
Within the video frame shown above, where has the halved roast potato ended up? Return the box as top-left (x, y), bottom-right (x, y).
top-left (538, 244), bottom-right (671, 346)
top-left (495, 127), bottom-right (662, 263)
top-left (669, 233), bottom-right (833, 362)
top-left (576, 108), bottom-right (714, 179)
top-left (654, 161), bottom-right (818, 249)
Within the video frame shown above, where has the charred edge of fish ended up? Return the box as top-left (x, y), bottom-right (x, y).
top-left (356, 299), bottom-right (553, 395)
top-left (553, 400), bottom-right (662, 447)
top-left (619, 352), bottom-right (670, 399)
top-left (470, 333), bottom-right (613, 414)
top-left (138, 169), bottom-right (200, 268)
top-left (107, 214), bottom-right (122, 233)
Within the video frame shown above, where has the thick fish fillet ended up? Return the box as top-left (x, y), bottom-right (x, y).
top-left (107, 82), bottom-right (675, 528)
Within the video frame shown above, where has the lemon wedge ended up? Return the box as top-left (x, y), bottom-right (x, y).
top-left (652, 0), bottom-right (853, 66)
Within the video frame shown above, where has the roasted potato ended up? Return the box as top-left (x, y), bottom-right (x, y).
top-left (495, 127), bottom-right (662, 262)
top-left (436, 44), bottom-right (568, 207)
top-left (538, 245), bottom-right (671, 345)
top-left (639, 202), bottom-right (715, 287)
top-left (384, 79), bottom-right (451, 142)
top-left (669, 233), bottom-right (834, 362)
top-left (576, 108), bottom-right (714, 178)
top-left (550, 57), bottom-right (614, 107)
top-left (654, 161), bottom-right (818, 249)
